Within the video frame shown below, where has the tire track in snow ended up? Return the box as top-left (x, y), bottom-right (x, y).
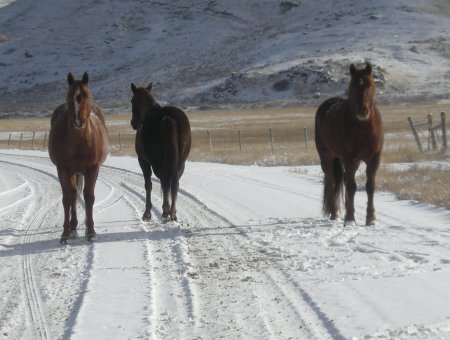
top-left (21, 201), bottom-right (54, 340)
top-left (0, 173), bottom-right (33, 216)
top-left (101, 164), bottom-right (336, 338)
top-left (0, 154), bottom-right (149, 338)
top-left (0, 159), bottom-right (58, 340)
top-left (69, 169), bottom-right (157, 339)
top-left (180, 198), bottom-right (337, 339)
top-left (171, 177), bottom-right (337, 338)
top-left (107, 169), bottom-right (201, 339)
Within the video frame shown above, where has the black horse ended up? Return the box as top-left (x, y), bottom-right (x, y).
top-left (130, 82), bottom-right (191, 221)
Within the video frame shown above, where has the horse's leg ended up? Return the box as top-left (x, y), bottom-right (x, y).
top-left (83, 166), bottom-right (99, 240)
top-left (343, 160), bottom-right (360, 226)
top-left (167, 162), bottom-right (185, 221)
top-left (178, 162), bottom-right (185, 179)
top-left (69, 174), bottom-right (78, 236)
top-left (169, 168), bottom-right (180, 221)
top-left (161, 175), bottom-right (171, 220)
top-left (365, 152), bottom-right (381, 226)
top-left (138, 156), bottom-right (152, 221)
top-left (58, 169), bottom-right (76, 243)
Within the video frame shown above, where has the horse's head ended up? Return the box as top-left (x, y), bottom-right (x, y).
top-left (348, 62), bottom-right (376, 122)
top-left (66, 72), bottom-right (91, 129)
top-left (130, 82), bottom-right (155, 130)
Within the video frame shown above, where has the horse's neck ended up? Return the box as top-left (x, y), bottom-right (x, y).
top-left (144, 104), bottom-right (162, 122)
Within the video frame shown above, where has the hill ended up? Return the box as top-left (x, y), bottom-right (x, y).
top-left (0, 0), bottom-right (450, 116)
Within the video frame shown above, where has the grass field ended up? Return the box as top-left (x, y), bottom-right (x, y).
top-left (0, 103), bottom-right (448, 209)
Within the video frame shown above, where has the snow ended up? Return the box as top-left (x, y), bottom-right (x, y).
top-left (1, 0), bottom-right (450, 116)
top-left (1, 1), bottom-right (450, 338)
top-left (1, 149), bottom-right (449, 339)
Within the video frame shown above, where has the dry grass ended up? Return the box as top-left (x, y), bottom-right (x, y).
top-left (372, 166), bottom-right (450, 209)
top-left (0, 103), bottom-right (448, 208)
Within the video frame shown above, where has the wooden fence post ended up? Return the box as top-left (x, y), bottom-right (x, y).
top-left (237, 129), bottom-right (242, 151)
top-left (19, 133), bottom-right (23, 149)
top-left (407, 116), bottom-right (422, 152)
top-left (269, 128), bottom-right (274, 154)
top-left (441, 111), bottom-right (447, 151)
top-left (31, 131), bottom-right (36, 150)
top-left (427, 114), bottom-right (437, 151)
top-left (207, 130), bottom-right (212, 150)
top-left (304, 126), bottom-right (308, 152)
top-left (43, 132), bottom-right (47, 149)
top-left (119, 133), bottom-right (122, 151)
top-left (7, 134), bottom-right (11, 148)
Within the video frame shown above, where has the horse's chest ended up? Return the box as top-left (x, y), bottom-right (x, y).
top-left (324, 122), bottom-right (379, 159)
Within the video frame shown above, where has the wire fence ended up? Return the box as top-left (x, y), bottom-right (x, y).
top-left (0, 126), bottom-right (313, 156)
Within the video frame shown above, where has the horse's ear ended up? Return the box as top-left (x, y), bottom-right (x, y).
top-left (67, 72), bottom-right (74, 85)
top-left (364, 62), bottom-right (372, 75)
top-left (350, 64), bottom-right (357, 76)
top-left (131, 83), bottom-right (137, 93)
top-left (82, 72), bottom-right (89, 85)
top-left (146, 82), bottom-right (153, 92)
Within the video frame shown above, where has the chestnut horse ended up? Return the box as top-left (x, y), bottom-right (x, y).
top-left (315, 62), bottom-right (383, 226)
top-left (49, 72), bottom-right (108, 243)
top-left (130, 82), bottom-right (191, 221)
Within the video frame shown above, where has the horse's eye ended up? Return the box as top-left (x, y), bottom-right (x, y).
top-left (76, 95), bottom-right (81, 102)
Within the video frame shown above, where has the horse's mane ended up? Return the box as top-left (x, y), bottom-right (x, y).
top-left (143, 102), bottom-right (162, 124)
top-left (50, 104), bottom-right (66, 127)
top-left (90, 102), bottom-right (106, 126)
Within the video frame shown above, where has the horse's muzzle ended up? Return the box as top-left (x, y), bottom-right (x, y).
top-left (356, 108), bottom-right (370, 121)
top-left (73, 116), bottom-right (86, 129)
top-left (131, 120), bottom-right (138, 130)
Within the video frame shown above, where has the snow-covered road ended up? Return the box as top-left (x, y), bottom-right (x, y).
top-left (1, 151), bottom-right (449, 339)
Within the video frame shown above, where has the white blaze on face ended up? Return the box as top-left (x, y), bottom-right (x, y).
top-left (73, 88), bottom-right (81, 127)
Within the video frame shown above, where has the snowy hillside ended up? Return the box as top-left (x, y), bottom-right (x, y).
top-left (0, 0), bottom-right (450, 116)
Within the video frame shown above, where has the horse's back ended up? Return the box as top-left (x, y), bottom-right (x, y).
top-left (49, 104), bottom-right (67, 165)
top-left (160, 106), bottom-right (191, 162)
top-left (151, 106), bottom-right (191, 159)
top-left (140, 105), bottom-right (191, 177)
top-left (315, 97), bottom-right (346, 141)
top-left (160, 106), bottom-right (190, 131)
top-left (315, 97), bottom-right (346, 123)
top-left (89, 102), bottom-right (109, 164)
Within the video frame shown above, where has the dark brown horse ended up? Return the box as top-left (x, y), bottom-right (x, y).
top-left (315, 62), bottom-right (384, 226)
top-left (49, 72), bottom-right (108, 243)
top-left (130, 82), bottom-right (191, 221)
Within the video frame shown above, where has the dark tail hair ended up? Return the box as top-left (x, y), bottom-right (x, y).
top-left (161, 116), bottom-right (179, 199)
top-left (322, 158), bottom-right (344, 216)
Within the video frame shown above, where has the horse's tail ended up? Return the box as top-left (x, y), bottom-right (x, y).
top-left (322, 158), bottom-right (343, 217)
top-left (76, 173), bottom-right (84, 202)
top-left (161, 116), bottom-right (180, 193)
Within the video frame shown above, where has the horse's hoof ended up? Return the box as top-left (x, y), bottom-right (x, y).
top-left (142, 214), bottom-right (152, 221)
top-left (366, 218), bottom-right (376, 226)
top-left (60, 238), bottom-right (69, 245)
top-left (344, 220), bottom-right (356, 227)
top-left (70, 230), bottom-right (78, 238)
top-left (86, 234), bottom-right (96, 242)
